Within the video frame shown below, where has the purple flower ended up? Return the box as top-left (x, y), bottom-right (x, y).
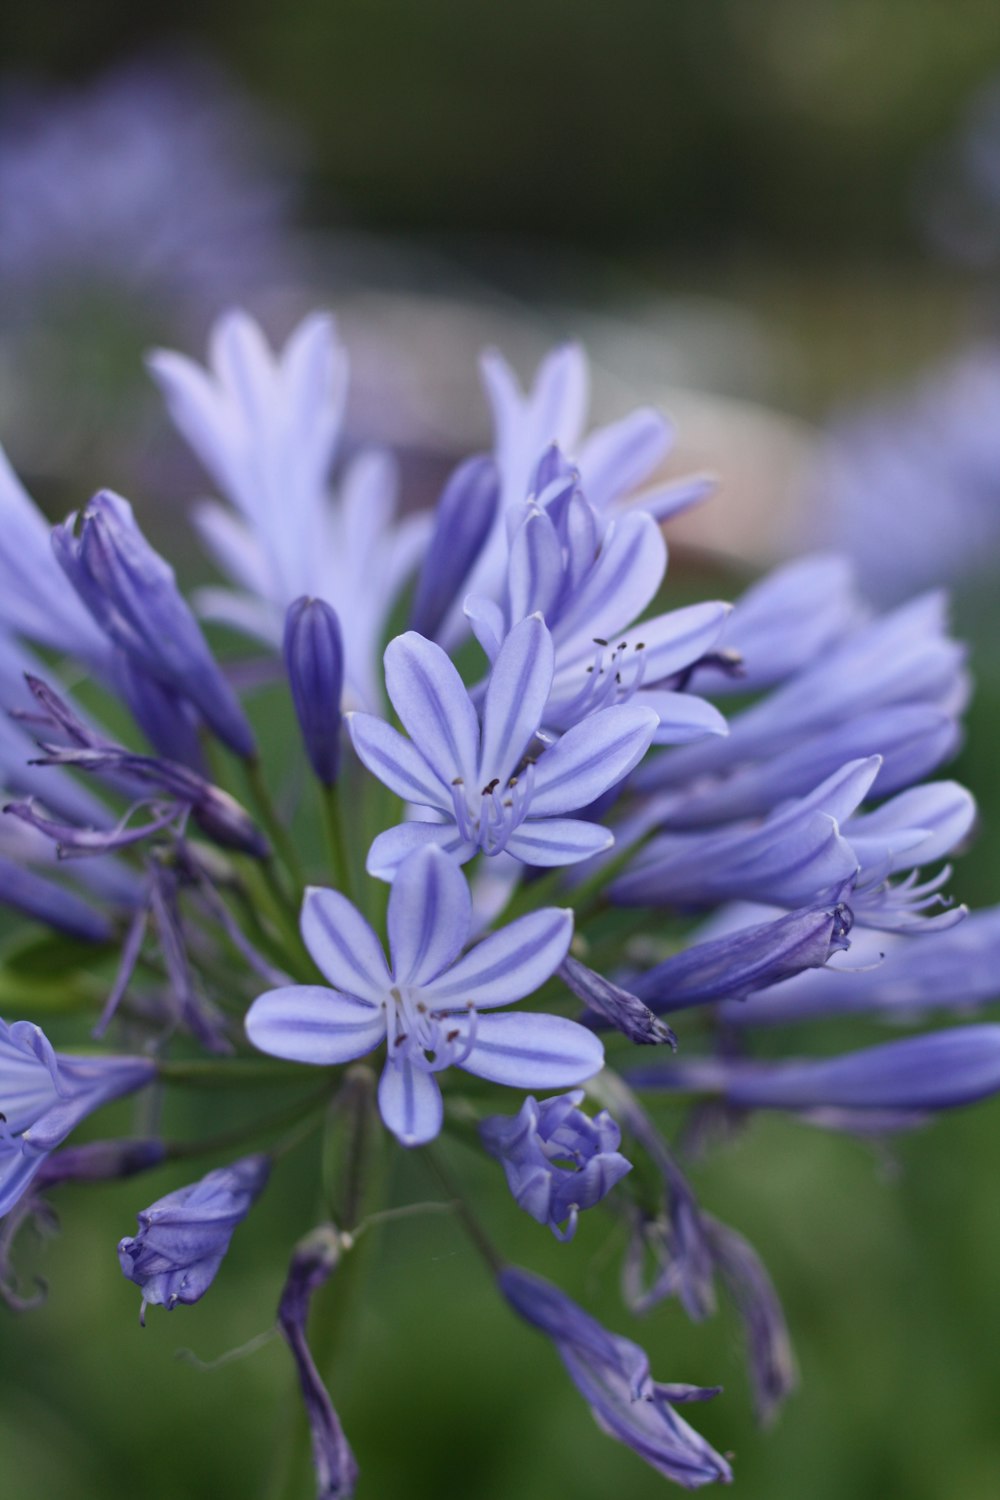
top-left (499, 1267), bottom-right (732, 1489)
top-left (277, 1226), bottom-right (358, 1499)
top-left (723, 903), bottom-right (1000, 1029)
top-left (702, 1217), bottom-right (797, 1427)
top-left (245, 845), bottom-right (601, 1147)
top-left (628, 1024), bottom-right (1000, 1118)
top-left (613, 757), bottom-right (974, 933)
top-left (284, 597), bottom-right (345, 785)
top-left (0, 55), bottom-right (299, 313)
top-left (53, 490), bottom-right (255, 758)
top-left (0, 1018), bottom-right (155, 1217)
top-left (149, 311), bottom-right (429, 711)
top-left (117, 1154), bottom-right (270, 1322)
top-left (465, 486), bottom-right (730, 741)
top-left (481, 1091), bottom-right (632, 1240)
top-left (348, 615), bottom-right (657, 877)
top-left (636, 592), bottom-right (967, 814)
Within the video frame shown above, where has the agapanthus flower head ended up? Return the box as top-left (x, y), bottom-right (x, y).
top-left (117, 1154), bottom-right (270, 1322)
top-left (481, 1090), bottom-right (632, 1240)
top-left (499, 1266), bottom-right (733, 1489)
top-left (349, 614), bottom-right (658, 877)
top-left (246, 845), bottom-right (601, 1146)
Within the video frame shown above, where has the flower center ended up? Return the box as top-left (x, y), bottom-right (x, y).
top-left (559, 636), bottom-right (647, 720)
top-left (448, 760), bottom-right (537, 855)
top-left (385, 985), bottom-right (478, 1072)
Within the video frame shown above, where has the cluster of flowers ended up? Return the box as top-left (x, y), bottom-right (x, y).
top-left (1, 309), bottom-right (998, 1495)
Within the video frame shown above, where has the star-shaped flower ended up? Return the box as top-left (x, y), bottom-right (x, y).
top-left (245, 846), bottom-right (604, 1146)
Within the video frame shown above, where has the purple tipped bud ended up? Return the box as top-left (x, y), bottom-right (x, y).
top-left (632, 900), bottom-right (854, 1015)
top-left (117, 1154), bottom-right (270, 1321)
top-left (283, 597), bottom-right (345, 785)
top-left (53, 490), bottom-right (255, 758)
top-left (559, 956), bottom-right (676, 1047)
top-left (409, 455), bottom-right (499, 639)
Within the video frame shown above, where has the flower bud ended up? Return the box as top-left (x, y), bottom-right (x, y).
top-left (283, 596), bottom-right (344, 785)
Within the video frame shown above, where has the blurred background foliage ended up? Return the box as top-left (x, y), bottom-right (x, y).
top-left (3, 4), bottom-right (1000, 1499)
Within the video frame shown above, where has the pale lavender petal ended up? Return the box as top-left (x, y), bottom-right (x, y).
top-left (505, 819), bottom-right (614, 866)
top-left (628, 600), bottom-right (732, 684)
top-left (551, 512), bottom-right (665, 651)
top-left (421, 907), bottom-right (573, 1009)
top-left (384, 632), bottom-right (480, 786)
top-left (347, 712), bottom-right (447, 808)
top-left (507, 509), bottom-right (565, 623)
top-left (245, 986), bottom-right (386, 1065)
top-left (300, 887), bottom-right (391, 999)
top-left (459, 1012), bottom-right (604, 1088)
top-left (387, 845), bottom-right (472, 986)
top-left (577, 408), bottom-right (673, 510)
top-left (377, 1055), bottom-right (444, 1146)
top-left (464, 595), bottom-right (506, 663)
top-left (479, 614), bottom-right (554, 783)
top-left (367, 821), bottom-right (477, 880)
top-left (530, 705), bottom-right (658, 815)
top-left (640, 691), bottom-right (729, 745)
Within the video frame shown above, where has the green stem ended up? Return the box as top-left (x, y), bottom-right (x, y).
top-left (156, 1057), bottom-right (318, 1088)
top-left (320, 781), bottom-right (355, 901)
top-left (242, 756), bottom-right (306, 894)
top-left (421, 1144), bottom-right (504, 1274)
top-left (165, 1086), bottom-right (332, 1161)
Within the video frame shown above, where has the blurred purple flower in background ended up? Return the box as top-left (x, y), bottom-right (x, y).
top-left (806, 349), bottom-right (1000, 603)
top-left (0, 54), bottom-right (301, 321)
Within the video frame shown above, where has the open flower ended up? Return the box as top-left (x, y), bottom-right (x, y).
top-left (349, 615), bottom-right (657, 878)
top-left (245, 846), bottom-right (603, 1146)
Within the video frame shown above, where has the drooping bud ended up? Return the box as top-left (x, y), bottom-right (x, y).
top-left (499, 1267), bottom-right (732, 1488)
top-left (277, 1225), bottom-right (359, 1499)
top-left (117, 1154), bottom-right (270, 1322)
top-left (283, 597), bottom-right (344, 785)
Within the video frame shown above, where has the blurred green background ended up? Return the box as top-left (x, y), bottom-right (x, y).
top-left (3, 4), bottom-right (1000, 1499)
